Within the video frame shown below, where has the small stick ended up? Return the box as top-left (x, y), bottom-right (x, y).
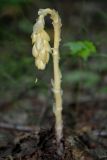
top-left (0, 122), bottom-right (39, 132)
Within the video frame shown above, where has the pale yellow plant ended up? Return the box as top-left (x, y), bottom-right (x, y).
top-left (31, 8), bottom-right (63, 153)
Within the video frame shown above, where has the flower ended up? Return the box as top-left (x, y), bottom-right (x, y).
top-left (31, 17), bottom-right (51, 70)
top-left (33, 15), bottom-right (44, 33)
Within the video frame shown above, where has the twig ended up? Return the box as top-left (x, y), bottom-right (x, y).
top-left (0, 122), bottom-right (39, 132)
top-left (92, 130), bottom-right (107, 138)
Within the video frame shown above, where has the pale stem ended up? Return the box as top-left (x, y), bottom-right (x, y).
top-left (52, 19), bottom-right (63, 145)
top-left (34, 9), bottom-right (63, 153)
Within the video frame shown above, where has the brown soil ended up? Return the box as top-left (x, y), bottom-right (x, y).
top-left (0, 127), bottom-right (96, 160)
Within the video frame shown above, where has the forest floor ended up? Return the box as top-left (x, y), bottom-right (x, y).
top-left (0, 94), bottom-right (107, 160)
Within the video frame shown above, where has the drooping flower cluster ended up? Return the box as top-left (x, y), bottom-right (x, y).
top-left (31, 15), bottom-right (51, 70)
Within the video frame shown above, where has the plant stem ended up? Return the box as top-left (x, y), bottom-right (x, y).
top-left (32, 9), bottom-right (63, 154)
top-left (41, 9), bottom-right (63, 152)
top-left (45, 9), bottom-right (63, 153)
top-left (52, 14), bottom-right (63, 146)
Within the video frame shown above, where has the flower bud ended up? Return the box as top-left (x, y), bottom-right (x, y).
top-left (31, 33), bottom-right (37, 44)
top-left (31, 14), bottom-right (51, 70)
top-left (40, 30), bottom-right (50, 41)
top-left (33, 16), bottom-right (44, 32)
top-left (32, 44), bottom-right (39, 58)
top-left (35, 59), bottom-right (45, 70)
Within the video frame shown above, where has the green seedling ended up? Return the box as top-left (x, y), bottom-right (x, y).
top-left (64, 40), bottom-right (96, 60)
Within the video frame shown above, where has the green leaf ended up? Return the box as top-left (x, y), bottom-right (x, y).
top-left (64, 41), bottom-right (85, 54)
top-left (64, 40), bottom-right (96, 60)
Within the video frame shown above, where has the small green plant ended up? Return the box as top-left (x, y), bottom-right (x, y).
top-left (64, 40), bottom-right (97, 106)
top-left (64, 40), bottom-right (96, 60)
top-left (31, 8), bottom-right (63, 154)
